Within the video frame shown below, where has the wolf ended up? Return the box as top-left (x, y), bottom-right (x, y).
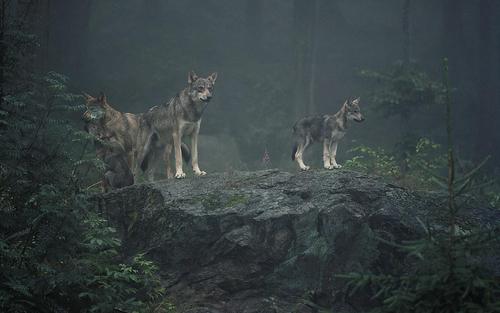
top-left (140, 71), bottom-right (217, 179)
top-left (84, 117), bottom-right (134, 191)
top-left (83, 93), bottom-right (146, 178)
top-left (292, 97), bottom-right (365, 171)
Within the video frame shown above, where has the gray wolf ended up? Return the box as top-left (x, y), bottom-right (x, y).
top-left (140, 71), bottom-right (217, 179)
top-left (84, 116), bottom-right (134, 191)
top-left (291, 97), bottom-right (365, 171)
top-left (83, 92), bottom-right (146, 179)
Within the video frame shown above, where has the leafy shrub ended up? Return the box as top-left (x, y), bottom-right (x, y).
top-left (344, 146), bottom-right (401, 178)
top-left (0, 15), bottom-right (173, 312)
top-left (339, 59), bottom-right (500, 313)
top-left (360, 61), bottom-right (445, 121)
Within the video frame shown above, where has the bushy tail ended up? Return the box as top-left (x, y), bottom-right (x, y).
top-left (291, 143), bottom-right (298, 161)
top-left (140, 133), bottom-right (158, 172)
top-left (141, 139), bottom-right (191, 172)
top-left (181, 143), bottom-right (191, 163)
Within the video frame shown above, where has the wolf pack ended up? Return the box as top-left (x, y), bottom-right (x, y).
top-left (83, 71), bottom-right (365, 192)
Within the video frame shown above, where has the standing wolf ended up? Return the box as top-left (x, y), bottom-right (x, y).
top-left (292, 97), bottom-right (365, 171)
top-left (141, 71), bottom-right (217, 179)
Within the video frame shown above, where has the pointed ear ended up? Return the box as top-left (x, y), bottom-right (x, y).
top-left (208, 72), bottom-right (218, 83)
top-left (82, 92), bottom-right (94, 101)
top-left (352, 97), bottom-right (360, 105)
top-left (188, 71), bottom-right (198, 84)
top-left (343, 98), bottom-right (349, 107)
top-left (97, 92), bottom-right (107, 105)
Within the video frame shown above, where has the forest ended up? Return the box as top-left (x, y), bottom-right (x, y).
top-left (0, 0), bottom-right (499, 312)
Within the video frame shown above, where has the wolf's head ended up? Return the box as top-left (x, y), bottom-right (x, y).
top-left (187, 71), bottom-right (217, 103)
top-left (344, 97), bottom-right (365, 122)
top-left (83, 92), bottom-right (107, 121)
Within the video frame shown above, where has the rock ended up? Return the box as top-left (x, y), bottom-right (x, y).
top-left (94, 169), bottom-right (499, 313)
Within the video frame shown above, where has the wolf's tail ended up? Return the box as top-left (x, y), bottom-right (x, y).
top-left (140, 139), bottom-right (191, 172)
top-left (291, 143), bottom-right (298, 161)
top-left (181, 143), bottom-right (191, 163)
top-left (140, 133), bottom-right (158, 172)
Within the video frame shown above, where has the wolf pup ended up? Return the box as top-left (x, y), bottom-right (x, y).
top-left (141, 71), bottom-right (217, 179)
top-left (83, 92), bottom-right (149, 179)
top-left (84, 117), bottom-right (134, 191)
top-left (292, 97), bottom-right (365, 171)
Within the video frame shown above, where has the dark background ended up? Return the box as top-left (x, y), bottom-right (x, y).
top-left (30, 0), bottom-right (500, 171)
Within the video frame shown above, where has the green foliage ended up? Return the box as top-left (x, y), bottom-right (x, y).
top-left (344, 145), bottom-right (401, 178)
top-left (339, 227), bottom-right (500, 313)
top-left (339, 59), bottom-right (500, 313)
top-left (0, 13), bottom-right (173, 313)
top-left (344, 138), bottom-right (447, 188)
top-left (360, 61), bottom-right (445, 120)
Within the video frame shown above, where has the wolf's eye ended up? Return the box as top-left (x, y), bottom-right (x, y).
top-left (197, 86), bottom-right (204, 92)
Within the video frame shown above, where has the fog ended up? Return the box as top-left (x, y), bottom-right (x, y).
top-left (39, 0), bottom-right (500, 171)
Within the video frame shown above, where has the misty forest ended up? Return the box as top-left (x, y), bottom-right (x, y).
top-left (1, 0), bottom-right (500, 312)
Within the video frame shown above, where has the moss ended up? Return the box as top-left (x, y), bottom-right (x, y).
top-left (199, 192), bottom-right (248, 210)
top-left (225, 194), bottom-right (248, 207)
top-left (201, 193), bottom-right (223, 210)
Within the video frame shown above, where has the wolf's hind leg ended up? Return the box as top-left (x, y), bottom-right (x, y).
top-left (323, 139), bottom-right (332, 169)
top-left (329, 141), bottom-right (342, 169)
top-left (295, 137), bottom-right (311, 171)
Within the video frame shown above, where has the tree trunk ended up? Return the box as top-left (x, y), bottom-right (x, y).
top-left (0, 0), bottom-right (6, 108)
top-left (307, 0), bottom-right (319, 114)
top-left (48, 0), bottom-right (92, 82)
top-left (476, 0), bottom-right (494, 159)
top-left (402, 0), bottom-right (410, 65)
top-left (292, 0), bottom-right (317, 118)
top-left (245, 0), bottom-right (262, 49)
top-left (441, 0), bottom-right (471, 84)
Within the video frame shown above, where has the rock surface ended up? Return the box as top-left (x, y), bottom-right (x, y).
top-left (95, 169), bottom-right (499, 313)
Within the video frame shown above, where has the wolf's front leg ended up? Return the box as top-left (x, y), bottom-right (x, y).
top-left (172, 131), bottom-right (186, 178)
top-left (164, 144), bottom-right (174, 179)
top-left (329, 141), bottom-right (342, 169)
top-left (191, 127), bottom-right (206, 176)
top-left (323, 139), bottom-right (332, 169)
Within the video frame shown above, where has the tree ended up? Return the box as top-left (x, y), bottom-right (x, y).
top-left (476, 0), bottom-right (495, 160)
top-left (292, 0), bottom-right (318, 117)
top-left (46, 0), bottom-right (92, 83)
top-left (402, 0), bottom-right (410, 65)
top-left (245, 0), bottom-right (262, 49)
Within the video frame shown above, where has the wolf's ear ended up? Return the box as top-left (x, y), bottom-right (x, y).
top-left (82, 92), bottom-right (94, 102)
top-left (352, 97), bottom-right (360, 105)
top-left (97, 92), bottom-right (107, 105)
top-left (188, 71), bottom-right (198, 84)
top-left (343, 98), bottom-right (349, 107)
top-left (208, 72), bottom-right (218, 83)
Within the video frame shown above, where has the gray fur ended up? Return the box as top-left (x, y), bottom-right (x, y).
top-left (83, 92), bottom-right (151, 180)
top-left (292, 97), bottom-right (365, 171)
top-left (140, 71), bottom-right (217, 179)
top-left (85, 119), bottom-right (134, 191)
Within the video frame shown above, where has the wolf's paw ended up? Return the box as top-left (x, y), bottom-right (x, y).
top-left (332, 164), bottom-right (342, 169)
top-left (175, 172), bottom-right (186, 179)
top-left (194, 170), bottom-right (207, 176)
top-left (300, 165), bottom-right (310, 171)
top-left (324, 164), bottom-right (333, 170)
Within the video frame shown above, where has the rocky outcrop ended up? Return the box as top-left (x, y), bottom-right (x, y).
top-left (95, 169), bottom-right (498, 313)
